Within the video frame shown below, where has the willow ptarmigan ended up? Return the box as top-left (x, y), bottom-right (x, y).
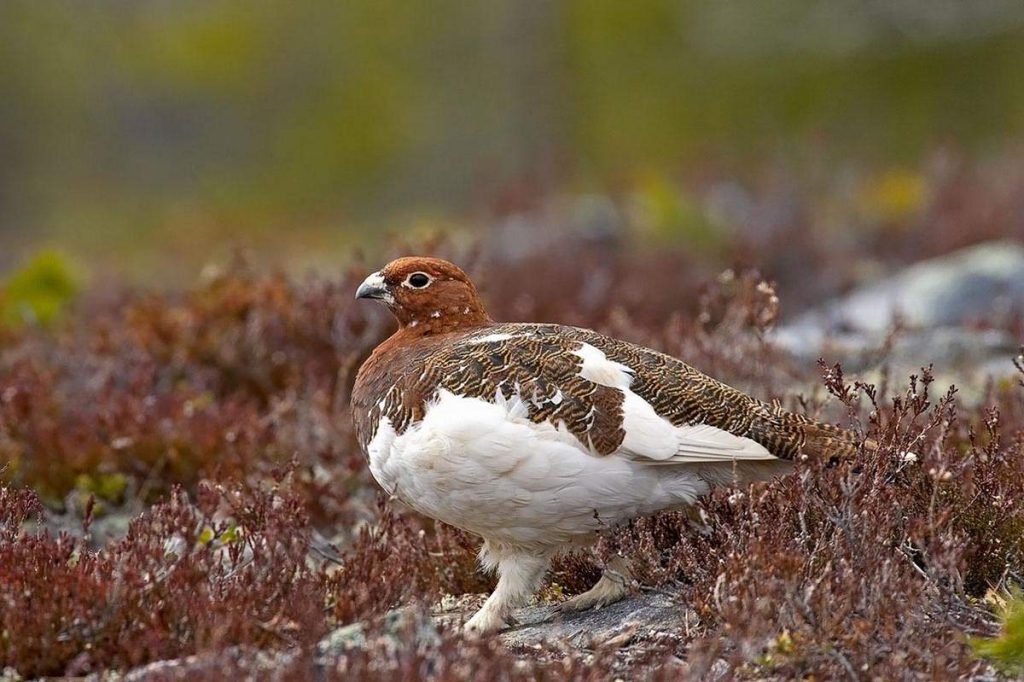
top-left (351, 256), bottom-right (866, 634)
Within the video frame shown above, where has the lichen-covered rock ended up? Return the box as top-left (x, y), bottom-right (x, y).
top-left (778, 241), bottom-right (1024, 346)
top-left (772, 241), bottom-right (1024, 401)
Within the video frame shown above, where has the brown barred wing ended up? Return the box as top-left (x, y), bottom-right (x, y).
top-left (564, 327), bottom-right (866, 461)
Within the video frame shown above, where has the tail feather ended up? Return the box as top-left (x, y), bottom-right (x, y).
top-left (748, 402), bottom-right (874, 460)
top-left (797, 421), bottom-right (876, 459)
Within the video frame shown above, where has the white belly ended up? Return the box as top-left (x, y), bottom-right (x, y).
top-left (366, 389), bottom-right (715, 548)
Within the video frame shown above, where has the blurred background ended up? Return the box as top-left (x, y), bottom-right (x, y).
top-left (2, 0), bottom-right (1024, 289)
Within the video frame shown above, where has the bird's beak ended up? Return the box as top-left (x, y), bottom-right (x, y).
top-left (355, 271), bottom-right (388, 300)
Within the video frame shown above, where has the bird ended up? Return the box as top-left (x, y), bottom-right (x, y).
top-left (351, 256), bottom-right (868, 634)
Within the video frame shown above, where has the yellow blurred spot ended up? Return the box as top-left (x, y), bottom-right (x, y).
top-left (74, 472), bottom-right (128, 504)
top-left (197, 526), bottom-right (216, 546)
top-left (859, 169), bottom-right (927, 223)
top-left (775, 628), bottom-right (794, 654)
top-left (630, 172), bottom-right (720, 247)
top-left (986, 588), bottom-right (1010, 610)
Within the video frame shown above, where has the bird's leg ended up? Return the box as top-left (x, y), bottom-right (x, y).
top-left (464, 549), bottom-right (549, 635)
top-left (556, 554), bottom-right (635, 614)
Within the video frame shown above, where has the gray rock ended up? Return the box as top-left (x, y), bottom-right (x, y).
top-left (772, 241), bottom-right (1024, 400)
top-left (774, 326), bottom-right (1021, 404)
top-left (499, 589), bottom-right (689, 650)
top-left (95, 592), bottom-right (691, 681)
top-left (424, 587), bottom-right (690, 651)
top-left (779, 326), bottom-right (1019, 373)
top-left (28, 504), bottom-right (139, 550)
top-left (316, 606), bottom-right (440, 661)
top-left (775, 240), bottom-right (1024, 354)
top-left (315, 591), bottom-right (688, 658)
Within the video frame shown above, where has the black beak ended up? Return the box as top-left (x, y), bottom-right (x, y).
top-left (355, 272), bottom-right (388, 300)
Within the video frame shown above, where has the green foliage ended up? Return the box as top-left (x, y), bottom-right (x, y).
top-left (972, 591), bottom-right (1024, 675)
top-left (0, 250), bottom-right (78, 328)
top-left (630, 173), bottom-right (723, 248)
top-left (74, 473), bottom-right (128, 505)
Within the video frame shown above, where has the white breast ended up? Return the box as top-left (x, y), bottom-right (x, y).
top-left (367, 389), bottom-right (777, 548)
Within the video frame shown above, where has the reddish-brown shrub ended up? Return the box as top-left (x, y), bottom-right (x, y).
top-left (1, 228), bottom-right (1022, 678)
top-left (0, 481), bottom-right (325, 677)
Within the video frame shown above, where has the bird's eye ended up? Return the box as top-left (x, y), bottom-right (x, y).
top-left (407, 272), bottom-right (431, 288)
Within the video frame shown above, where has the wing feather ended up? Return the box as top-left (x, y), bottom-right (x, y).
top-left (438, 323), bottom-right (842, 462)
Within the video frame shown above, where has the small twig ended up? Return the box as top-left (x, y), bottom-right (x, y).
top-left (828, 647), bottom-right (860, 682)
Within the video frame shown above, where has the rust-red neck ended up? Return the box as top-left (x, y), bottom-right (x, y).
top-left (393, 305), bottom-right (492, 337)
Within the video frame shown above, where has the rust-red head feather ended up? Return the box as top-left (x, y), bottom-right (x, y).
top-left (355, 257), bottom-right (491, 334)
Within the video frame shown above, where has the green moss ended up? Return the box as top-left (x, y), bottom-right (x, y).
top-left (972, 591), bottom-right (1024, 675)
top-left (1, 250), bottom-right (79, 328)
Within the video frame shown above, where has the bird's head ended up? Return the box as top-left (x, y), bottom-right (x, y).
top-left (355, 256), bottom-right (491, 333)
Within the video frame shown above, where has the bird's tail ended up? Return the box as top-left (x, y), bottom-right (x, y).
top-left (749, 401), bottom-right (876, 460)
top-left (795, 419), bottom-right (877, 459)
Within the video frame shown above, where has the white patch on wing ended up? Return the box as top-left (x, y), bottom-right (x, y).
top-left (573, 343), bottom-right (633, 388)
top-left (571, 343), bottom-right (775, 464)
top-left (492, 386), bottom-right (530, 419)
top-left (464, 332), bottom-right (519, 345)
top-left (528, 387), bottom-right (563, 409)
top-left (618, 391), bottom-right (678, 459)
top-left (657, 424), bottom-right (773, 462)
top-left (619, 391), bottom-right (775, 463)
